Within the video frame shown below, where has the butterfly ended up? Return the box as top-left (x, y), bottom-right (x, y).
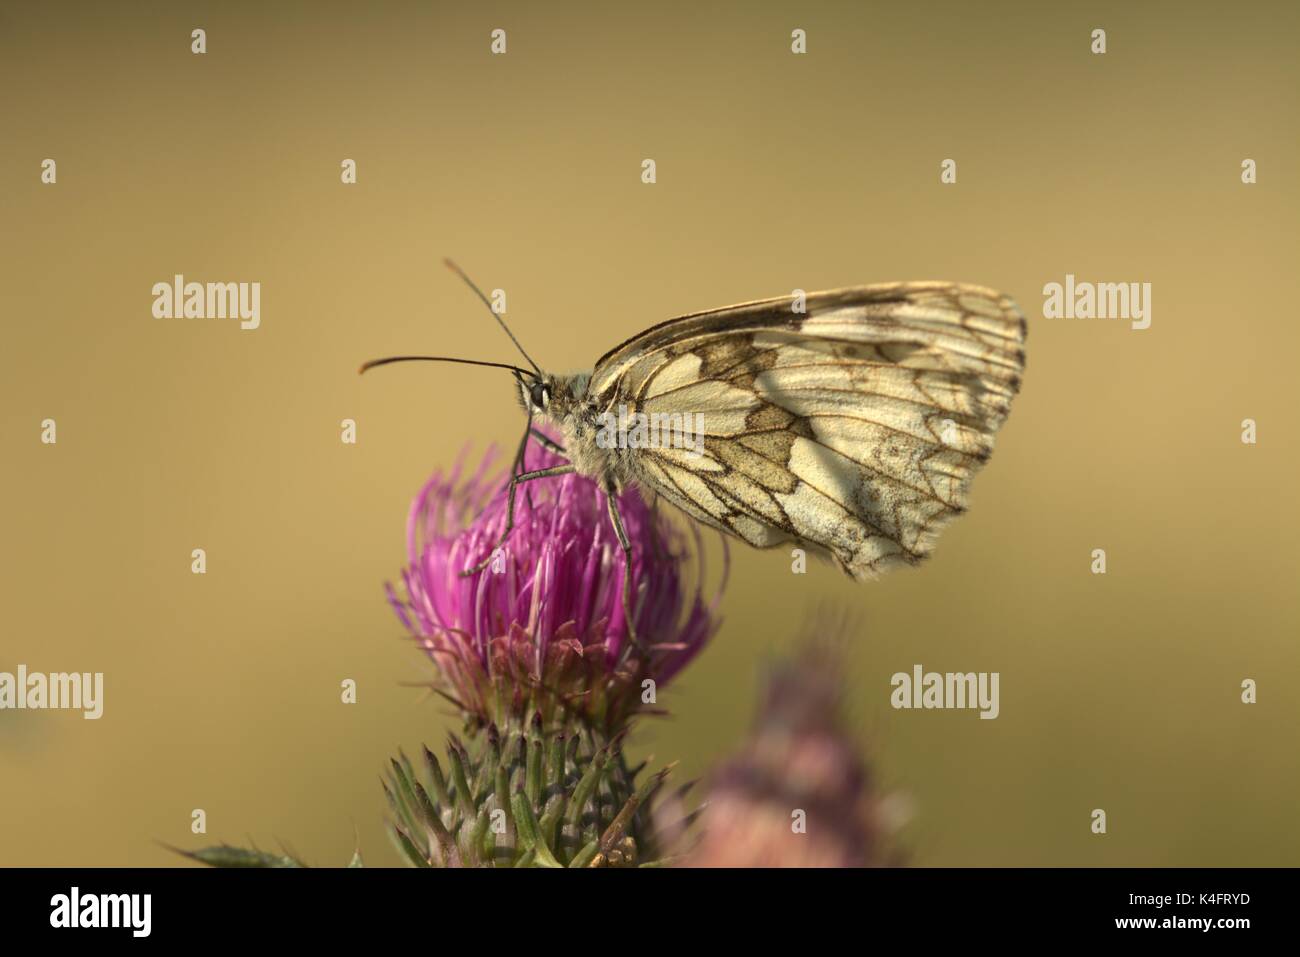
top-left (363, 261), bottom-right (1026, 649)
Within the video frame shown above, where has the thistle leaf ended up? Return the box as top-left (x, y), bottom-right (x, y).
top-left (178, 844), bottom-right (305, 868)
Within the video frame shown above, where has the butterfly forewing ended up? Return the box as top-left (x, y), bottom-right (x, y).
top-left (588, 283), bottom-right (1026, 579)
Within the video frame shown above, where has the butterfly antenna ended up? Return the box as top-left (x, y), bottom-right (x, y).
top-left (357, 355), bottom-right (534, 377)
top-left (443, 258), bottom-right (544, 377)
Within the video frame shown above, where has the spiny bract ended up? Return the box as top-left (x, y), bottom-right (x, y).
top-left (385, 713), bottom-right (680, 868)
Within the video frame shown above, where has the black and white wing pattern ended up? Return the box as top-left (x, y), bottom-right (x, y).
top-left (588, 283), bottom-right (1026, 579)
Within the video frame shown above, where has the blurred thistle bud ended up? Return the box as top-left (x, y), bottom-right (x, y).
top-left (684, 637), bottom-right (906, 867)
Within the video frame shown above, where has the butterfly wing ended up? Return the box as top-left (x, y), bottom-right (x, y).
top-left (588, 283), bottom-right (1026, 579)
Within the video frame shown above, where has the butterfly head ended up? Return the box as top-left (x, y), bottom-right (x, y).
top-left (519, 374), bottom-right (553, 415)
top-left (520, 372), bottom-right (588, 418)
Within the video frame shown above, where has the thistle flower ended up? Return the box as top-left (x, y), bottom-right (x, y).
top-left (386, 436), bottom-right (722, 734)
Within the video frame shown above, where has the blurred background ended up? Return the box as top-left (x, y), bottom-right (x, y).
top-left (2, 0), bottom-right (1297, 866)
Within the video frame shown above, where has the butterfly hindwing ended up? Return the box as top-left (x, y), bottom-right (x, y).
top-left (587, 283), bottom-right (1026, 579)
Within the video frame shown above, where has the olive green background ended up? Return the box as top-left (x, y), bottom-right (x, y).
top-left (2, 0), bottom-right (1297, 866)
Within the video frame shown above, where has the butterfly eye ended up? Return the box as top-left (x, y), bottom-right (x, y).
top-left (530, 382), bottom-right (551, 409)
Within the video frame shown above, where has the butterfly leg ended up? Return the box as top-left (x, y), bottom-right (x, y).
top-left (509, 405), bottom-right (533, 477)
top-left (528, 429), bottom-right (566, 455)
top-left (510, 406), bottom-right (536, 509)
top-left (604, 488), bottom-right (650, 659)
top-left (460, 464), bottom-right (576, 577)
top-left (646, 494), bottom-right (668, 562)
